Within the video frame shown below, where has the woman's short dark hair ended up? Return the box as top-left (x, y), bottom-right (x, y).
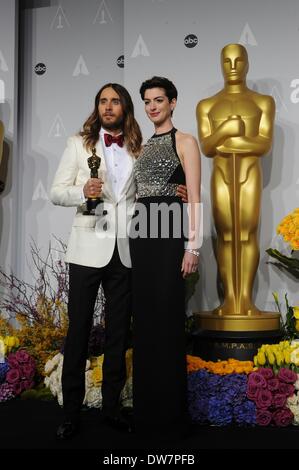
top-left (139, 76), bottom-right (178, 102)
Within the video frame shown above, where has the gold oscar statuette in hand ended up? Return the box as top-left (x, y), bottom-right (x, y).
top-left (84, 147), bottom-right (103, 215)
top-left (196, 43), bottom-right (279, 331)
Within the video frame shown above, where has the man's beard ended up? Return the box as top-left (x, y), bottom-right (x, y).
top-left (101, 115), bottom-right (124, 131)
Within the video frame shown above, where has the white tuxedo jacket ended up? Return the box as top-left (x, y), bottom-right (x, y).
top-left (50, 135), bottom-right (136, 268)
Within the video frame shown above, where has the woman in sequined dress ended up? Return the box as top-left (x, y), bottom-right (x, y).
top-left (130, 76), bottom-right (201, 438)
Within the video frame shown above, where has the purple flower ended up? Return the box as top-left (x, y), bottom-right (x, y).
top-left (247, 383), bottom-right (259, 400)
top-left (0, 383), bottom-right (15, 402)
top-left (258, 368), bottom-right (274, 380)
top-left (255, 389), bottom-right (272, 409)
top-left (15, 350), bottom-right (31, 364)
top-left (256, 409), bottom-right (272, 426)
top-left (248, 372), bottom-right (267, 389)
top-left (6, 354), bottom-right (19, 369)
top-left (267, 378), bottom-right (280, 392)
top-left (6, 368), bottom-right (21, 384)
top-left (21, 364), bottom-right (35, 379)
top-left (277, 368), bottom-right (297, 384)
top-left (272, 393), bottom-right (287, 409)
top-left (279, 382), bottom-right (295, 397)
top-left (272, 408), bottom-right (294, 427)
top-left (12, 381), bottom-right (22, 396)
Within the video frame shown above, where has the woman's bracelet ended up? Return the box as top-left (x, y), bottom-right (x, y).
top-left (185, 248), bottom-right (200, 257)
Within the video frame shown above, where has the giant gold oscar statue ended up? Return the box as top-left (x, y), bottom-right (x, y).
top-left (196, 44), bottom-right (280, 335)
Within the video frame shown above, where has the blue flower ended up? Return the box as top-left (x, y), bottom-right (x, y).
top-left (208, 398), bottom-right (233, 425)
top-left (0, 362), bottom-right (9, 384)
top-left (234, 400), bottom-right (256, 425)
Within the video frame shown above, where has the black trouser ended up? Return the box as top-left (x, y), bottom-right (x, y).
top-left (61, 244), bottom-right (132, 420)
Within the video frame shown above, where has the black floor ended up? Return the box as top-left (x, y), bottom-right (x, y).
top-left (1, 399), bottom-right (299, 461)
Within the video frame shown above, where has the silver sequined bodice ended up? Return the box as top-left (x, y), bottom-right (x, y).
top-left (134, 130), bottom-right (182, 197)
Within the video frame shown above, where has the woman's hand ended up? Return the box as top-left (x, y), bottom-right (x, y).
top-left (83, 178), bottom-right (103, 198)
top-left (181, 250), bottom-right (199, 278)
top-left (176, 184), bottom-right (188, 203)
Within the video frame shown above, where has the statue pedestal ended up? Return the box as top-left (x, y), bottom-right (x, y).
top-left (192, 311), bottom-right (281, 361)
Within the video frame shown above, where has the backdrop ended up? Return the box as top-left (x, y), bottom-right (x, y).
top-left (1, 0), bottom-right (299, 314)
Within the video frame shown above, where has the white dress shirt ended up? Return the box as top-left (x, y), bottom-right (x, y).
top-left (100, 127), bottom-right (133, 202)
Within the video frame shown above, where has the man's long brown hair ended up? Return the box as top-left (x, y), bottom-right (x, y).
top-left (79, 83), bottom-right (142, 157)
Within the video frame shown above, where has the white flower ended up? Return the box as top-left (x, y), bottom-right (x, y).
top-left (287, 394), bottom-right (298, 406)
top-left (85, 359), bottom-right (91, 371)
top-left (85, 370), bottom-right (93, 389)
top-left (84, 386), bottom-right (102, 408)
top-left (44, 359), bottom-right (55, 375)
top-left (57, 391), bottom-right (63, 406)
top-left (120, 376), bottom-right (133, 408)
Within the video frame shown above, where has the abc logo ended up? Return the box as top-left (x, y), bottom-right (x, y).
top-left (184, 34), bottom-right (198, 48)
top-left (34, 63), bottom-right (46, 75)
top-left (117, 55), bottom-right (124, 68)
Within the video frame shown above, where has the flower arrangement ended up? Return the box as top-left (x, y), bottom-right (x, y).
top-left (0, 343), bottom-right (37, 402)
top-left (246, 367), bottom-right (295, 426)
top-left (253, 340), bottom-right (299, 371)
top-left (44, 349), bottom-right (133, 409)
top-left (0, 238), bottom-right (105, 377)
top-left (266, 209), bottom-right (299, 278)
top-left (287, 377), bottom-right (299, 425)
top-left (188, 368), bottom-right (256, 426)
top-left (187, 355), bottom-right (253, 375)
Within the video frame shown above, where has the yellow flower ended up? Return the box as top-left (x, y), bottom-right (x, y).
top-left (257, 351), bottom-right (266, 366)
top-left (267, 351), bottom-right (275, 365)
top-left (92, 366), bottom-right (103, 385)
top-left (283, 349), bottom-right (291, 364)
top-left (296, 320), bottom-right (299, 332)
top-left (4, 336), bottom-right (20, 351)
top-left (293, 307), bottom-right (299, 320)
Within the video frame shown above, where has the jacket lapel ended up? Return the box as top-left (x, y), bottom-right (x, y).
top-left (118, 156), bottom-right (135, 203)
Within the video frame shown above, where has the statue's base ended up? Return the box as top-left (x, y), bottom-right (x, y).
top-left (194, 310), bottom-right (280, 332)
top-left (191, 311), bottom-right (282, 361)
top-left (191, 328), bottom-right (282, 361)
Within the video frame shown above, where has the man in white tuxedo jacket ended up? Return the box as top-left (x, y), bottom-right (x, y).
top-left (51, 83), bottom-right (142, 439)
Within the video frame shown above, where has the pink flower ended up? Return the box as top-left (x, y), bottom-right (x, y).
top-left (256, 409), bottom-right (272, 426)
top-left (7, 355), bottom-right (19, 369)
top-left (255, 389), bottom-right (272, 408)
top-left (246, 383), bottom-right (259, 400)
top-left (277, 368), bottom-right (297, 384)
top-left (258, 368), bottom-right (274, 380)
top-left (248, 372), bottom-right (267, 389)
top-left (272, 393), bottom-right (287, 409)
top-left (15, 350), bottom-right (31, 364)
top-left (272, 408), bottom-right (294, 427)
top-left (12, 381), bottom-right (22, 396)
top-left (21, 364), bottom-right (35, 379)
top-left (6, 368), bottom-right (21, 384)
top-left (279, 382), bottom-right (295, 397)
top-left (267, 378), bottom-right (280, 392)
